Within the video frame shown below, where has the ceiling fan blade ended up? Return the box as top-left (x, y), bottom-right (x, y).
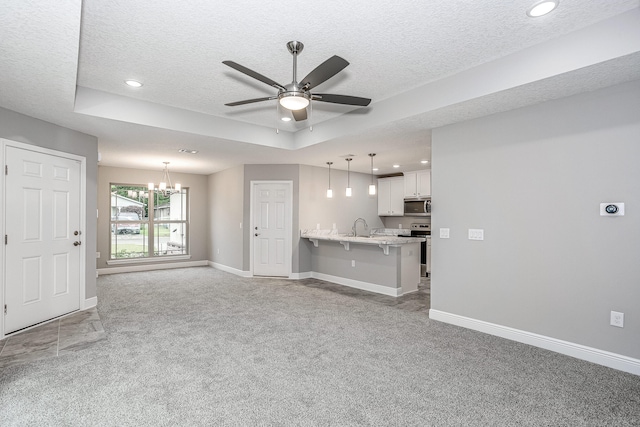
top-left (292, 108), bottom-right (307, 121)
top-left (300, 56), bottom-right (349, 90)
top-left (312, 93), bottom-right (371, 107)
top-left (225, 96), bottom-right (275, 107)
top-left (222, 61), bottom-right (285, 90)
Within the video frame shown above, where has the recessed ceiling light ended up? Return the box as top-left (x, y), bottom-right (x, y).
top-left (178, 148), bottom-right (198, 154)
top-left (125, 80), bottom-right (143, 88)
top-left (527, 1), bottom-right (559, 17)
top-left (372, 167), bottom-right (379, 172)
top-left (281, 117), bottom-right (292, 122)
top-left (393, 164), bottom-right (400, 168)
top-left (421, 160), bottom-right (429, 164)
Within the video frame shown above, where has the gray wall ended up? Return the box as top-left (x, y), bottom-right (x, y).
top-left (207, 163), bottom-right (382, 275)
top-left (311, 242), bottom-right (400, 285)
top-left (430, 79), bottom-right (640, 359)
top-left (97, 166), bottom-right (209, 269)
top-left (298, 164), bottom-right (383, 232)
top-left (0, 107), bottom-right (98, 299)
top-left (208, 165), bottom-right (244, 270)
top-left (298, 164), bottom-right (383, 274)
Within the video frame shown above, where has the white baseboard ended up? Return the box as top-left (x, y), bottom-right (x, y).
top-left (311, 272), bottom-right (402, 297)
top-left (83, 296), bottom-right (97, 309)
top-left (289, 272), bottom-right (312, 279)
top-left (209, 261), bottom-right (252, 278)
top-left (98, 260), bottom-right (208, 276)
top-left (429, 309), bottom-right (640, 376)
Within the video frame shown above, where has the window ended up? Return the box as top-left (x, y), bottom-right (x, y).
top-left (110, 184), bottom-right (189, 260)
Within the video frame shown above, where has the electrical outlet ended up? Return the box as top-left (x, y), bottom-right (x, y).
top-left (468, 229), bottom-right (484, 240)
top-left (610, 311), bottom-right (624, 328)
top-left (351, 260), bottom-right (356, 267)
top-left (440, 228), bottom-right (450, 239)
top-left (96, 252), bottom-right (100, 259)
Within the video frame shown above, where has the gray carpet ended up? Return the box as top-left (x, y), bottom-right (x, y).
top-left (1, 267), bottom-right (639, 426)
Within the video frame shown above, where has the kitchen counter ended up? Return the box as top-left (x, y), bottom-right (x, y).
top-left (301, 229), bottom-right (424, 254)
top-left (300, 229), bottom-right (422, 296)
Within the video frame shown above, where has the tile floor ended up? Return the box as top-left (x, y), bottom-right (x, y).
top-left (0, 307), bottom-right (106, 368)
top-left (0, 275), bottom-right (429, 369)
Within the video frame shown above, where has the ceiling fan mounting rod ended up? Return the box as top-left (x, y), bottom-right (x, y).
top-left (287, 41), bottom-right (304, 85)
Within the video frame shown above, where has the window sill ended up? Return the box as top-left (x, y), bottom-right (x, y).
top-left (106, 255), bottom-right (192, 265)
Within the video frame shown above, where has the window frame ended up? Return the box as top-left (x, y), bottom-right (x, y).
top-left (107, 183), bottom-right (190, 264)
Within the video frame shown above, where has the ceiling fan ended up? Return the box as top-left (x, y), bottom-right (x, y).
top-left (223, 41), bottom-right (371, 122)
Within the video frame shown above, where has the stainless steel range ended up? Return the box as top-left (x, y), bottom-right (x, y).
top-left (410, 223), bottom-right (431, 277)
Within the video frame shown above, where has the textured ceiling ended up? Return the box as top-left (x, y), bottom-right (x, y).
top-left (1, 0), bottom-right (639, 175)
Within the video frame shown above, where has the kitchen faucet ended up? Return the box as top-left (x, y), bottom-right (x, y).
top-left (352, 218), bottom-right (369, 237)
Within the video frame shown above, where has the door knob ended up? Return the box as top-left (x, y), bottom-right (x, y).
top-left (74, 230), bottom-right (81, 236)
top-left (254, 233), bottom-right (260, 237)
top-left (73, 241), bottom-right (82, 246)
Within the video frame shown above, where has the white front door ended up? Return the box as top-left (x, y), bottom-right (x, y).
top-left (4, 146), bottom-right (81, 334)
top-left (252, 182), bottom-right (292, 277)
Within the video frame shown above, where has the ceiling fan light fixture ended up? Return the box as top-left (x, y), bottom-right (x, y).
top-left (279, 92), bottom-right (310, 110)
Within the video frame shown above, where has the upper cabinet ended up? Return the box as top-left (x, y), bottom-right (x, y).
top-left (404, 170), bottom-right (431, 198)
top-left (378, 177), bottom-right (404, 216)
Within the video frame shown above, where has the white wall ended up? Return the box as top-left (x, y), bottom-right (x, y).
top-left (430, 79), bottom-right (640, 361)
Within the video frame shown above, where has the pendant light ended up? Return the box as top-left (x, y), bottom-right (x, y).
top-left (326, 162), bottom-right (333, 198)
top-left (148, 162), bottom-right (181, 195)
top-left (368, 153), bottom-right (376, 195)
top-left (345, 158), bottom-right (353, 197)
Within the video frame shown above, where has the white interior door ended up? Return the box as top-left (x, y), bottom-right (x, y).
top-left (4, 146), bottom-right (81, 334)
top-left (252, 182), bottom-right (292, 277)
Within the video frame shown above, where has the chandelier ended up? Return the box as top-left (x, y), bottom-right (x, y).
top-left (148, 162), bottom-right (181, 195)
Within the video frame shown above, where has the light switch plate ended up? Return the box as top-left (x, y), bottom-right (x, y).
top-left (440, 228), bottom-right (450, 238)
top-left (468, 229), bottom-right (484, 240)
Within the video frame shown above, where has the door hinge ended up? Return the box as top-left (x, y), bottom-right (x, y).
top-left (4, 304), bottom-right (6, 315)
top-left (5, 165), bottom-right (7, 175)
top-left (4, 235), bottom-right (6, 245)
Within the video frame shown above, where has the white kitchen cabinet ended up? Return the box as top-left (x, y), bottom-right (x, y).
top-left (404, 170), bottom-right (431, 198)
top-left (378, 177), bottom-right (404, 216)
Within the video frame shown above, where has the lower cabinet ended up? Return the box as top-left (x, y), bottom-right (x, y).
top-left (378, 177), bottom-right (404, 216)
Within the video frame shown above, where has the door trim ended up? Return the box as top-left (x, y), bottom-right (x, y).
top-left (249, 180), bottom-right (293, 277)
top-left (0, 139), bottom-right (87, 340)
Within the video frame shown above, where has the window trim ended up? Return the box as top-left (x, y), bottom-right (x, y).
top-left (109, 183), bottom-right (190, 262)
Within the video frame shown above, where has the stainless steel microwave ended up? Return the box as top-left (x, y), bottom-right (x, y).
top-left (404, 198), bottom-right (431, 216)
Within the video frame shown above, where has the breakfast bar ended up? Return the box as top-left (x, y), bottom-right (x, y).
top-left (300, 229), bottom-right (425, 296)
